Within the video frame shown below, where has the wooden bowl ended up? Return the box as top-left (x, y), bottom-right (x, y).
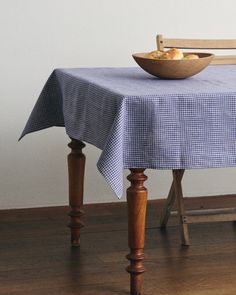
top-left (132, 52), bottom-right (214, 79)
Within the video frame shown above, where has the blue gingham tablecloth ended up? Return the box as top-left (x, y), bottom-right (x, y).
top-left (21, 66), bottom-right (236, 198)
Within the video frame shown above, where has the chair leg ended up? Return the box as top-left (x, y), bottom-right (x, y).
top-left (67, 138), bottom-right (86, 247)
top-left (159, 169), bottom-right (185, 227)
top-left (173, 169), bottom-right (190, 246)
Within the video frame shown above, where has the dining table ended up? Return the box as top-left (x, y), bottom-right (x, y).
top-left (21, 65), bottom-right (236, 295)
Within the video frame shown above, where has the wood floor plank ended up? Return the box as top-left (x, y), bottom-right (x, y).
top-left (1, 195), bottom-right (236, 294)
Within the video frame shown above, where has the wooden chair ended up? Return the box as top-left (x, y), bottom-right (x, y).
top-left (156, 34), bottom-right (236, 64)
top-left (156, 35), bottom-right (236, 246)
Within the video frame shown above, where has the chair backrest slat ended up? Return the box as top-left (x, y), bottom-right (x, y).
top-left (212, 55), bottom-right (236, 65)
top-left (156, 34), bottom-right (236, 64)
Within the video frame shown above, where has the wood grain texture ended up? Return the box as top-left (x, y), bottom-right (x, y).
top-left (159, 37), bottom-right (236, 49)
top-left (0, 196), bottom-right (236, 295)
top-left (126, 169), bottom-right (148, 295)
top-left (67, 139), bottom-right (86, 247)
top-left (1, 195), bottom-right (236, 295)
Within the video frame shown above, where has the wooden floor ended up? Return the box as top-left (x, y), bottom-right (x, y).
top-left (1, 195), bottom-right (236, 295)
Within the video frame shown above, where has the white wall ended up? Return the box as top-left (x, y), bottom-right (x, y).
top-left (1, 0), bottom-right (236, 209)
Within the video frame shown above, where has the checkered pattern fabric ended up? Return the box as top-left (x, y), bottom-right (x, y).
top-left (21, 66), bottom-right (236, 198)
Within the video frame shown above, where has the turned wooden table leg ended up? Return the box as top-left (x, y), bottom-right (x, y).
top-left (126, 169), bottom-right (148, 295)
top-left (67, 138), bottom-right (86, 247)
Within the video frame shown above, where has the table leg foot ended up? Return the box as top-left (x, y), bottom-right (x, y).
top-left (126, 168), bottom-right (148, 295)
top-left (67, 139), bottom-right (86, 247)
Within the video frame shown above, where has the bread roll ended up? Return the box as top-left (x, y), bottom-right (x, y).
top-left (159, 52), bottom-right (171, 60)
top-left (159, 48), bottom-right (184, 60)
top-left (146, 48), bottom-right (200, 61)
top-left (184, 54), bottom-right (199, 60)
top-left (147, 50), bottom-right (163, 59)
top-left (168, 48), bottom-right (184, 60)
